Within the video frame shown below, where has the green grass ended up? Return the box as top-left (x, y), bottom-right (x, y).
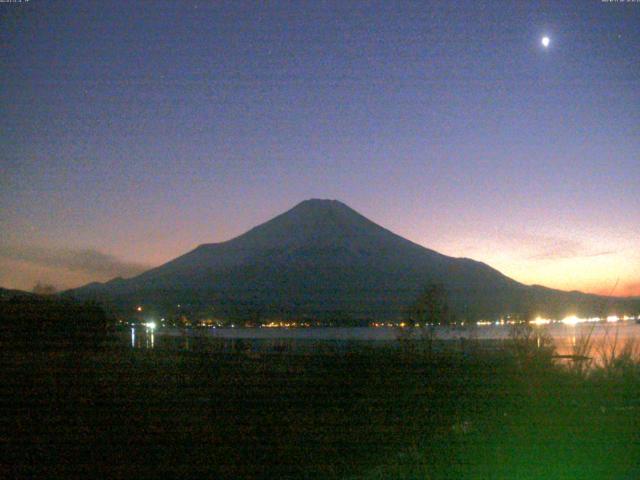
top-left (2, 343), bottom-right (639, 479)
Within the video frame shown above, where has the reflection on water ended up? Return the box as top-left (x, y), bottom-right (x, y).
top-left (551, 322), bottom-right (640, 366)
top-left (123, 322), bottom-right (640, 364)
top-left (130, 326), bottom-right (154, 349)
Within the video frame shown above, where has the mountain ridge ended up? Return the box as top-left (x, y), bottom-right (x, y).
top-left (66, 199), bottom-right (639, 321)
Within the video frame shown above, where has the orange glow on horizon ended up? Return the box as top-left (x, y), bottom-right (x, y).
top-left (591, 283), bottom-right (640, 298)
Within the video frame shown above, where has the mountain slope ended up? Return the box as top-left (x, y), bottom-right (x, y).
top-left (66, 199), bottom-right (638, 321)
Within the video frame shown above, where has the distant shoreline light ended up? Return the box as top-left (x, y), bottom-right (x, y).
top-left (472, 315), bottom-right (636, 327)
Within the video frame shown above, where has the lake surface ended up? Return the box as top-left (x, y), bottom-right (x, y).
top-left (127, 321), bottom-right (640, 362)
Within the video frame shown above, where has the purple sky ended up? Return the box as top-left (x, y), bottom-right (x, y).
top-left (1, 1), bottom-right (639, 296)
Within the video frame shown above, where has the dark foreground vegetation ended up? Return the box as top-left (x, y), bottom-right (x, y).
top-left (2, 333), bottom-right (640, 479)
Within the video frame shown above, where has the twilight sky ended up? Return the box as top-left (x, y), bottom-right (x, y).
top-left (1, 0), bottom-right (639, 296)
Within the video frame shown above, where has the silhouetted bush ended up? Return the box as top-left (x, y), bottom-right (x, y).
top-left (507, 323), bottom-right (556, 371)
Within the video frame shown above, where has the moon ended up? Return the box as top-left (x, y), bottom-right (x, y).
top-left (541, 36), bottom-right (550, 48)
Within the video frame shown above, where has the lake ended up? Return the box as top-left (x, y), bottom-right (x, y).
top-left (126, 321), bottom-right (640, 363)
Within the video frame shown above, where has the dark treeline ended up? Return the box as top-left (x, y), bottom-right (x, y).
top-left (0, 289), bottom-right (111, 350)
